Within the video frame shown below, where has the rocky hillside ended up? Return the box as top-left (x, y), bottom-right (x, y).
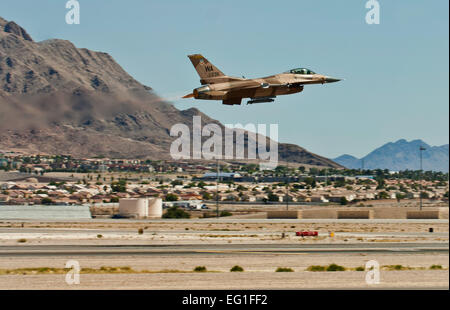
top-left (0, 17), bottom-right (340, 168)
top-left (334, 139), bottom-right (449, 172)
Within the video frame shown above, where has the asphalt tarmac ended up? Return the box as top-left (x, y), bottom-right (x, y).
top-left (0, 242), bottom-right (447, 257)
top-left (0, 227), bottom-right (448, 237)
top-left (1, 218), bottom-right (448, 223)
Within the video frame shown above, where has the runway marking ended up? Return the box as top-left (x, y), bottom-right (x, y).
top-left (194, 250), bottom-right (309, 255)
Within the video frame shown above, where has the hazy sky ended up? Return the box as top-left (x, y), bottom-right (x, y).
top-left (1, 0), bottom-right (448, 158)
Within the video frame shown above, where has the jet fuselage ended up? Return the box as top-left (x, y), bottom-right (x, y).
top-left (184, 54), bottom-right (341, 105)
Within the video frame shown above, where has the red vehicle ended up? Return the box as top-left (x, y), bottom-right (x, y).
top-left (296, 231), bottom-right (318, 237)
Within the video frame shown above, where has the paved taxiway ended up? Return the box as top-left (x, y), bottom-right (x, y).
top-left (1, 218), bottom-right (448, 224)
top-left (1, 227), bottom-right (448, 237)
top-left (0, 242), bottom-right (447, 257)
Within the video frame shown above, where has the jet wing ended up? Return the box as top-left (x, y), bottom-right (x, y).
top-left (227, 81), bottom-right (304, 90)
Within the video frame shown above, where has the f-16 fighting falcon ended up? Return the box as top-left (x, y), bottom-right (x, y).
top-left (183, 54), bottom-right (342, 105)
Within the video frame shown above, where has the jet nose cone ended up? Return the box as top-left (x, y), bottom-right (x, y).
top-left (324, 76), bottom-right (342, 83)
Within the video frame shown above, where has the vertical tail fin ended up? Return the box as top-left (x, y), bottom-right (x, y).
top-left (188, 54), bottom-right (226, 84)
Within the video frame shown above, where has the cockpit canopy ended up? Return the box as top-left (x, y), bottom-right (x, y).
top-left (286, 68), bottom-right (316, 75)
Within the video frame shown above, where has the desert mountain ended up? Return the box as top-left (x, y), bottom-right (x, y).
top-left (0, 17), bottom-right (340, 168)
top-left (333, 139), bottom-right (449, 172)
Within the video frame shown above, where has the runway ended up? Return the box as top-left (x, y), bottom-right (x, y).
top-left (0, 227), bottom-right (448, 237)
top-left (1, 218), bottom-right (448, 224)
top-left (1, 242), bottom-right (447, 257)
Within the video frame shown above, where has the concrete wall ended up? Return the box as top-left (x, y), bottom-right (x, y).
top-left (373, 207), bottom-right (448, 219)
top-left (372, 207), bottom-right (407, 219)
top-left (406, 210), bottom-right (440, 219)
top-left (267, 211), bottom-right (300, 219)
top-left (439, 207), bottom-right (449, 219)
top-left (337, 210), bottom-right (372, 219)
top-left (298, 209), bottom-right (337, 219)
top-left (257, 207), bottom-right (448, 220)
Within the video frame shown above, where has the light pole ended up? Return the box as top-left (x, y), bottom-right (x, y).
top-left (419, 146), bottom-right (426, 211)
top-left (216, 158), bottom-right (220, 218)
top-left (285, 165), bottom-right (289, 211)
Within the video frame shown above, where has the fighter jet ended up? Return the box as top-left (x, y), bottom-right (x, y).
top-left (183, 54), bottom-right (341, 105)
